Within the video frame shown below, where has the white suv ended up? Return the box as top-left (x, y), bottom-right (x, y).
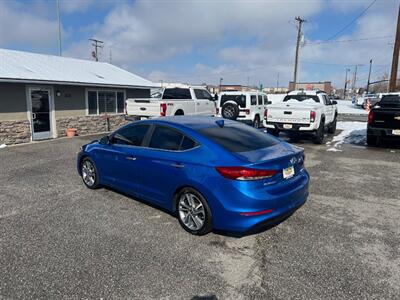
top-left (217, 91), bottom-right (269, 128)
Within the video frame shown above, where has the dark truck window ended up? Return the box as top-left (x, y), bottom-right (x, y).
top-left (380, 95), bottom-right (400, 108)
top-left (283, 94), bottom-right (319, 102)
top-left (194, 89), bottom-right (212, 100)
top-left (258, 95), bottom-right (263, 105)
top-left (220, 94), bottom-right (246, 108)
top-left (162, 88), bottom-right (192, 100)
top-left (199, 123), bottom-right (278, 152)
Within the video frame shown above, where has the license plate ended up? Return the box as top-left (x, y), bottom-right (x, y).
top-left (393, 129), bottom-right (400, 135)
top-left (283, 166), bottom-right (295, 179)
top-left (283, 124), bottom-right (293, 129)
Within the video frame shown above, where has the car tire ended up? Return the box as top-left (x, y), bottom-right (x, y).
top-left (313, 120), bottom-right (325, 144)
top-left (267, 128), bottom-right (279, 137)
top-left (328, 116), bottom-right (337, 134)
top-left (367, 134), bottom-right (378, 146)
top-left (80, 157), bottom-right (101, 189)
top-left (221, 103), bottom-right (239, 120)
top-left (253, 115), bottom-right (261, 128)
top-left (176, 187), bottom-right (212, 235)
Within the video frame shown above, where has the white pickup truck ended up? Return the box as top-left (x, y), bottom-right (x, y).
top-left (125, 85), bottom-right (216, 118)
top-left (264, 90), bottom-right (338, 144)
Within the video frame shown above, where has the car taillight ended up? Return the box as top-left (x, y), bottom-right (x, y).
top-left (216, 107), bottom-right (219, 114)
top-left (215, 167), bottom-right (277, 181)
top-left (310, 111), bottom-right (316, 122)
top-left (160, 102), bottom-right (167, 116)
top-left (264, 109), bottom-right (268, 119)
top-left (368, 110), bottom-right (374, 124)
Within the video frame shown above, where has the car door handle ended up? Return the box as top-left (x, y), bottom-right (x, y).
top-left (126, 156), bottom-right (137, 161)
top-left (170, 163), bottom-right (184, 168)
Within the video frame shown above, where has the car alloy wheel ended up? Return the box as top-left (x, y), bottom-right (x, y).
top-left (223, 106), bottom-right (235, 118)
top-left (81, 158), bottom-right (99, 189)
top-left (178, 193), bottom-right (205, 231)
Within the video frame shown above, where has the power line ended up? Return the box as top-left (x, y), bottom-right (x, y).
top-left (305, 35), bottom-right (393, 46)
top-left (326, 0), bottom-right (377, 41)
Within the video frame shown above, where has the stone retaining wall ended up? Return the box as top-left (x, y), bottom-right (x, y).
top-left (0, 120), bottom-right (31, 145)
top-left (0, 115), bottom-right (129, 145)
top-left (56, 115), bottom-right (129, 137)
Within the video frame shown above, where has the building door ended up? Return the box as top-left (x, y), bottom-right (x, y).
top-left (29, 88), bottom-right (53, 140)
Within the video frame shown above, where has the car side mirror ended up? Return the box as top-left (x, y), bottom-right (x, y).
top-left (331, 100), bottom-right (337, 105)
top-left (99, 135), bottom-right (111, 145)
top-left (267, 101), bottom-right (272, 105)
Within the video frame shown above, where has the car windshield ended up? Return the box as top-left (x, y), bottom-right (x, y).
top-left (198, 123), bottom-right (278, 153)
top-left (283, 94), bottom-right (319, 102)
top-left (379, 95), bottom-right (400, 108)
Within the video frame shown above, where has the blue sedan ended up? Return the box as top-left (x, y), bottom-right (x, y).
top-left (77, 117), bottom-right (309, 235)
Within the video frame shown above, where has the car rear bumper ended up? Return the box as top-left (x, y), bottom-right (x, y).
top-left (210, 170), bottom-right (310, 233)
top-left (368, 126), bottom-right (400, 139)
top-left (264, 121), bottom-right (315, 132)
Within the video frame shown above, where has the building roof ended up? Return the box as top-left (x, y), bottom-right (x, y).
top-left (0, 48), bottom-right (156, 88)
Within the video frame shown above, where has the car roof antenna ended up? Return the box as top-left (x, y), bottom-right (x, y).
top-left (215, 119), bottom-right (224, 128)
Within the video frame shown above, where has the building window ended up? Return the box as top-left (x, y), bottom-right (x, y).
top-left (87, 90), bottom-right (125, 115)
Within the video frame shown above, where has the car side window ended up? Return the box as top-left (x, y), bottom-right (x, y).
top-left (113, 124), bottom-right (150, 146)
top-left (323, 95), bottom-right (331, 105)
top-left (263, 95), bottom-right (269, 105)
top-left (258, 95), bottom-right (263, 105)
top-left (149, 126), bottom-right (197, 151)
top-left (194, 89), bottom-right (212, 100)
top-left (251, 95), bottom-right (257, 105)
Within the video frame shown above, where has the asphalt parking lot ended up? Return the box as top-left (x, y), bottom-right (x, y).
top-left (1, 120), bottom-right (399, 299)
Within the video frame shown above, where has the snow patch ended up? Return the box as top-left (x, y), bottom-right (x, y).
top-left (336, 100), bottom-right (368, 115)
top-left (327, 121), bottom-right (366, 151)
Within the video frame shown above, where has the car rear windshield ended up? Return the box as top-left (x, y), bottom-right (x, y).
top-left (283, 95), bottom-right (319, 102)
top-left (162, 88), bottom-right (192, 100)
top-left (199, 123), bottom-right (278, 152)
top-left (379, 95), bottom-right (400, 108)
top-left (220, 94), bottom-right (246, 108)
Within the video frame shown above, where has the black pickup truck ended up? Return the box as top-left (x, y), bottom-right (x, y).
top-left (367, 94), bottom-right (400, 146)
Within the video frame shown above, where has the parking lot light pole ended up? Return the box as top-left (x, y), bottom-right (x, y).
top-left (219, 77), bottom-right (223, 93)
top-left (366, 59), bottom-right (373, 93)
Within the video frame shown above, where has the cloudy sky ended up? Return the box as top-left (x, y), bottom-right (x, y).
top-left (0, 0), bottom-right (398, 88)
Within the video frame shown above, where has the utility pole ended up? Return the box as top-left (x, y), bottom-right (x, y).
top-left (276, 72), bottom-right (280, 90)
top-left (366, 59), bottom-right (373, 93)
top-left (344, 68), bottom-right (350, 99)
top-left (351, 64), bottom-right (362, 94)
top-left (56, 0), bottom-right (62, 56)
top-left (109, 48), bottom-right (112, 64)
top-left (389, 5), bottom-right (400, 92)
top-left (293, 16), bottom-right (306, 90)
top-left (219, 77), bottom-right (223, 93)
top-left (89, 38), bottom-right (104, 62)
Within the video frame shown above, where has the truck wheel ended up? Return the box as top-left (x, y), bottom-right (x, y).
top-left (267, 128), bottom-right (279, 137)
top-left (253, 115), bottom-right (261, 128)
top-left (367, 135), bottom-right (378, 146)
top-left (313, 120), bottom-right (325, 144)
top-left (175, 110), bottom-right (184, 116)
top-left (221, 103), bottom-right (239, 120)
top-left (328, 117), bottom-right (337, 134)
